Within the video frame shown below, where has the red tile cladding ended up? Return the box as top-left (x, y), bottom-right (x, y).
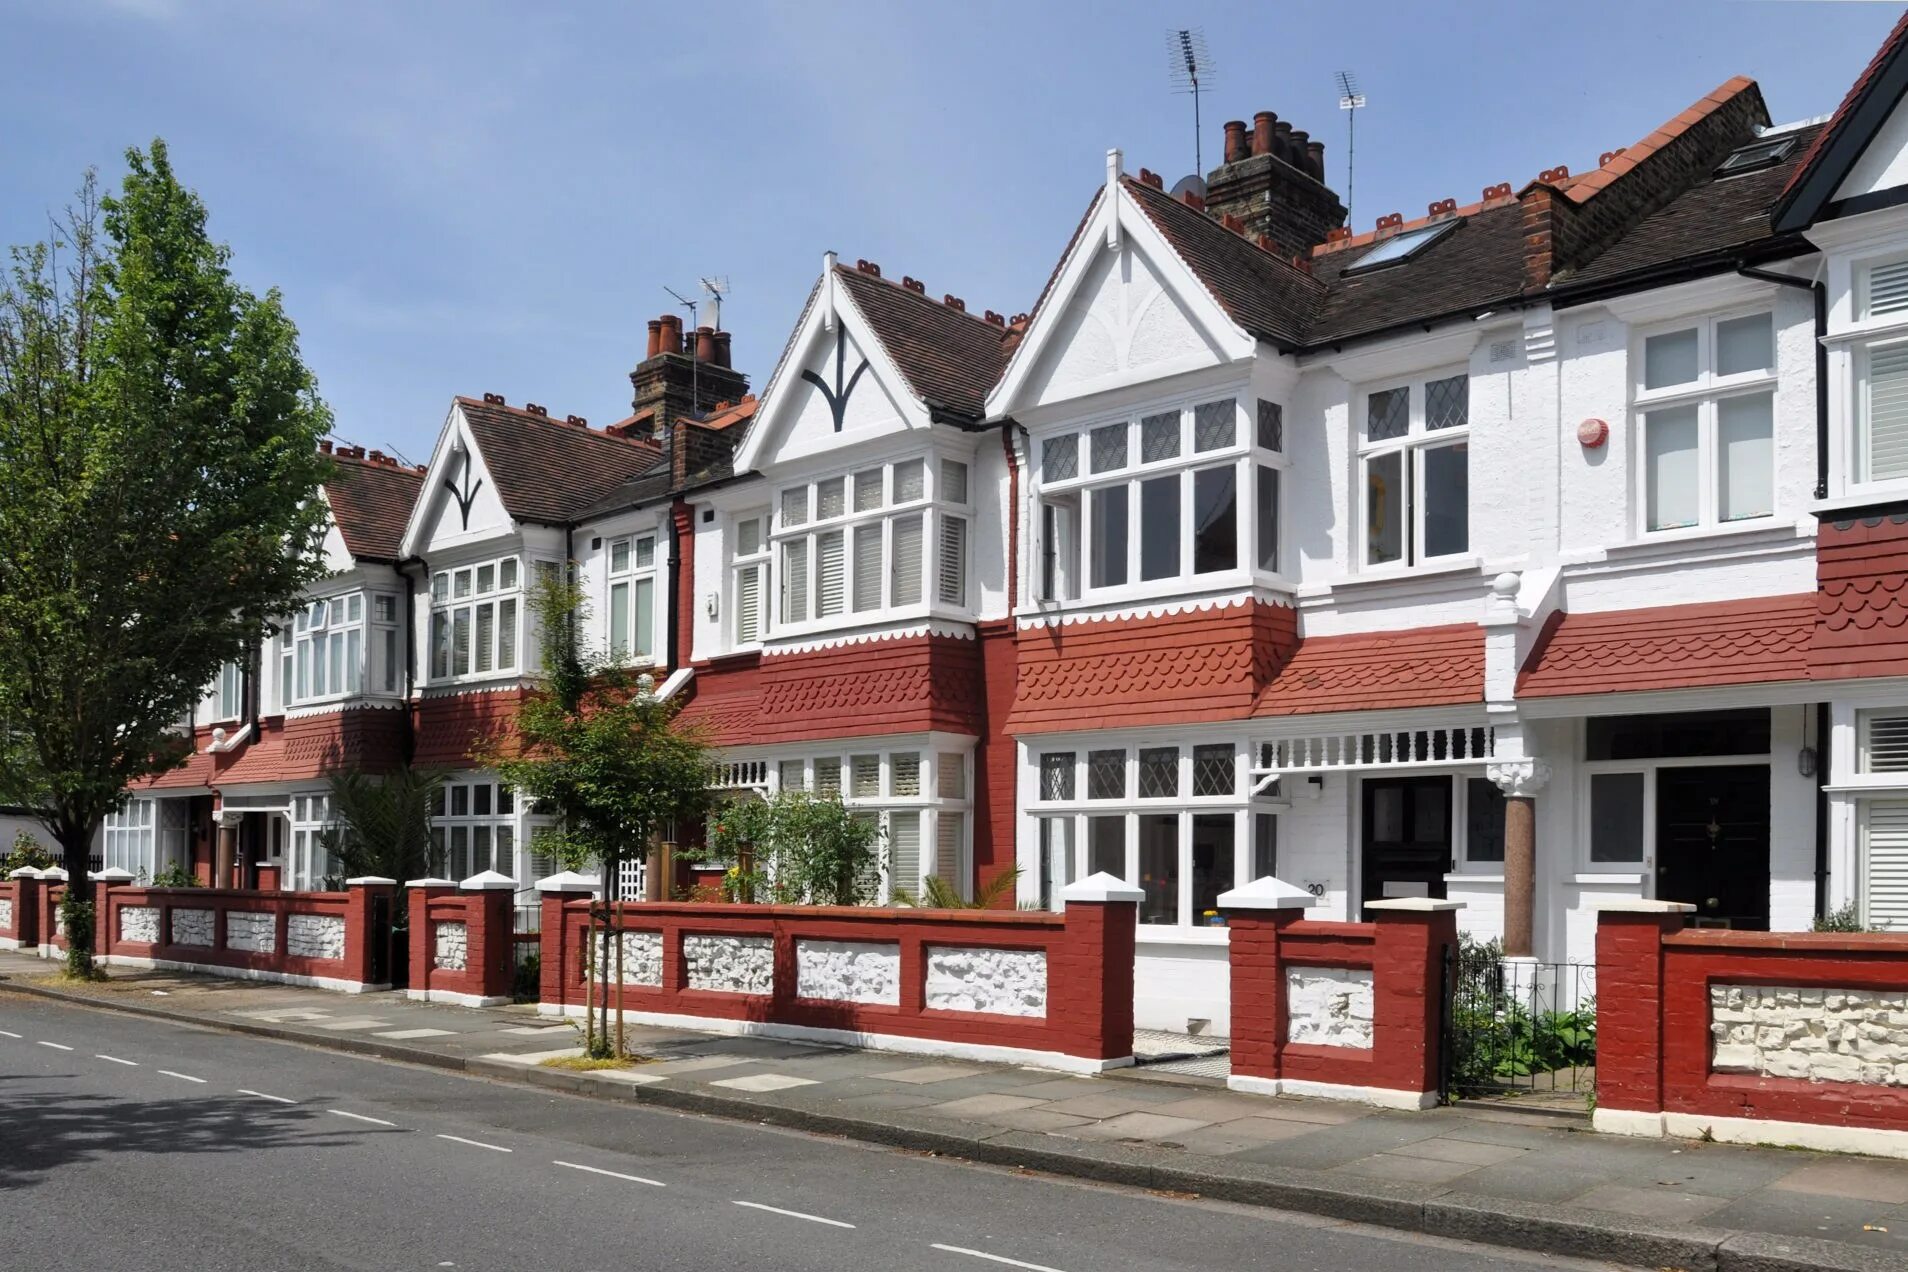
top-left (1517, 595), bottom-right (1816, 699)
top-left (132, 728), bottom-right (222, 790)
top-left (1009, 601), bottom-right (1298, 734)
top-left (752, 633), bottom-right (983, 743)
top-left (219, 710), bottom-right (407, 785)
top-left (1252, 622), bottom-right (1482, 717)
top-left (411, 689), bottom-right (529, 769)
top-left (675, 688), bottom-right (763, 749)
top-left (1814, 509), bottom-right (1908, 680)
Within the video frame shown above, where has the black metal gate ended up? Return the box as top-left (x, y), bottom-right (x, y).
top-left (367, 892), bottom-right (409, 990)
top-left (1443, 941), bottom-right (1596, 1099)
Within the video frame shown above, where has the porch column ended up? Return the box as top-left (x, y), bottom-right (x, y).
top-left (214, 809), bottom-right (242, 890)
top-left (1487, 759), bottom-right (1550, 959)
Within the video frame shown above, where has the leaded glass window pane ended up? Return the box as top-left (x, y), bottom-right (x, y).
top-left (893, 458), bottom-right (926, 502)
top-left (1042, 434), bottom-right (1078, 482)
top-left (1256, 399), bottom-right (1284, 452)
top-left (779, 759), bottom-right (807, 791)
top-left (1368, 386), bottom-right (1409, 441)
top-left (853, 468), bottom-right (883, 511)
top-left (1192, 744), bottom-right (1234, 797)
top-left (851, 754), bottom-right (880, 798)
top-left (814, 758), bottom-right (842, 797)
top-left (781, 486), bottom-right (808, 527)
top-left (1138, 747), bottom-right (1179, 799)
top-left (891, 752), bottom-right (921, 796)
top-left (817, 477), bottom-right (846, 520)
top-left (1039, 752), bottom-right (1076, 801)
top-left (941, 460), bottom-right (968, 504)
top-left (1087, 749), bottom-right (1126, 800)
top-left (1426, 375), bottom-right (1468, 431)
top-left (1193, 400), bottom-right (1235, 452)
top-left (1090, 423), bottom-right (1127, 474)
top-left (1140, 411), bottom-right (1180, 462)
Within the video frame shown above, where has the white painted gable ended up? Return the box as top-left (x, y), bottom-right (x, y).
top-left (400, 403), bottom-right (514, 558)
top-left (317, 490), bottom-right (355, 574)
top-left (736, 269), bottom-right (929, 475)
top-left (1836, 97), bottom-right (1908, 202)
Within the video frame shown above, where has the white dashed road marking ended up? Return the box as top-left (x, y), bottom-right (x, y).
top-left (931, 1244), bottom-right (1071, 1272)
top-left (36, 1040), bottom-right (73, 1051)
top-left (552, 1160), bottom-right (666, 1187)
top-left (330, 1110), bottom-right (396, 1127)
top-left (436, 1134), bottom-right (511, 1153)
top-left (0, 1029), bottom-right (21, 1038)
top-left (96, 1055), bottom-right (138, 1066)
top-left (158, 1070), bottom-right (206, 1083)
top-left (238, 1089), bottom-right (296, 1104)
top-left (731, 1200), bottom-right (855, 1229)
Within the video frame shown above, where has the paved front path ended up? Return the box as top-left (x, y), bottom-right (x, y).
top-left (3, 951), bottom-right (1902, 1270)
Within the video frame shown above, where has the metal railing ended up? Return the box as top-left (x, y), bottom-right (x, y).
top-left (1446, 943), bottom-right (1596, 1097)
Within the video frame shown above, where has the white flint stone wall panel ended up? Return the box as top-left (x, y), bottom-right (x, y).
top-left (591, 930), bottom-right (664, 985)
top-left (225, 911), bottom-right (276, 954)
top-left (685, 934), bottom-right (774, 994)
top-left (170, 908), bottom-right (215, 947)
top-left (434, 920), bottom-right (469, 971)
top-left (925, 945), bottom-right (1048, 1017)
top-left (795, 940), bottom-right (901, 1005)
top-left (286, 913), bottom-right (346, 961)
top-left (0, 899), bottom-right (13, 932)
top-left (1285, 967), bottom-right (1375, 1049)
top-left (1710, 984), bottom-right (1908, 1086)
top-left (118, 905), bottom-right (160, 944)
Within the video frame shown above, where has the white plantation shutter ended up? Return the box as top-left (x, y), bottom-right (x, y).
top-left (934, 813), bottom-right (965, 895)
top-left (1865, 341), bottom-right (1908, 483)
top-left (852, 525), bottom-right (882, 612)
top-left (782, 540), bottom-right (809, 623)
top-left (1869, 260), bottom-right (1908, 318)
top-left (891, 515), bottom-right (923, 605)
top-left (1865, 800), bottom-right (1908, 930)
top-left (889, 813), bottom-right (921, 897)
top-left (816, 530), bottom-right (846, 617)
top-left (736, 563), bottom-right (762, 643)
top-left (937, 516), bottom-right (967, 607)
top-left (1864, 712), bottom-right (1908, 772)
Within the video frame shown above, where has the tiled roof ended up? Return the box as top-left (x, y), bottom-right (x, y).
top-left (324, 454), bottom-right (423, 563)
top-left (1008, 602), bottom-right (1297, 734)
top-left (1305, 203), bottom-right (1528, 346)
top-left (1122, 177), bottom-right (1323, 348)
top-left (834, 267), bottom-right (1009, 421)
top-left (1562, 76), bottom-right (1761, 203)
top-left (412, 689), bottom-right (527, 768)
top-left (1814, 508), bottom-right (1908, 680)
top-left (456, 397), bottom-right (663, 525)
top-left (1252, 625), bottom-right (1484, 717)
top-left (1565, 124), bottom-right (1823, 287)
top-left (1778, 9), bottom-right (1908, 215)
top-left (754, 633), bottom-right (983, 743)
top-left (132, 731), bottom-right (220, 791)
top-left (1516, 596), bottom-right (1816, 699)
top-left (675, 687), bottom-right (761, 749)
top-left (219, 710), bottom-right (407, 785)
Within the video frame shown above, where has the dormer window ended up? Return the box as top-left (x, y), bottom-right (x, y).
top-left (606, 532), bottom-right (658, 663)
top-left (771, 454), bottom-right (969, 632)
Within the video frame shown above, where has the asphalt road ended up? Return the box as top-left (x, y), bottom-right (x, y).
top-left (0, 992), bottom-right (1617, 1272)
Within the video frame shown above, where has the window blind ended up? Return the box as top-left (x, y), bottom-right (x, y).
top-left (891, 515), bottom-right (923, 604)
top-left (736, 563), bottom-right (762, 643)
top-left (782, 541), bottom-right (809, 623)
top-left (1864, 713), bottom-right (1908, 772)
top-left (1870, 260), bottom-right (1908, 318)
top-left (816, 530), bottom-right (846, 617)
top-left (1866, 340), bottom-right (1908, 482)
top-left (934, 813), bottom-right (964, 892)
top-left (889, 812), bottom-right (921, 897)
top-left (852, 525), bottom-right (882, 612)
top-left (1866, 799), bottom-right (1908, 929)
top-left (937, 516), bottom-right (967, 606)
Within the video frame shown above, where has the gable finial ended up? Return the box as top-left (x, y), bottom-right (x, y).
top-left (1105, 148), bottom-right (1123, 251)
top-left (821, 250), bottom-right (838, 333)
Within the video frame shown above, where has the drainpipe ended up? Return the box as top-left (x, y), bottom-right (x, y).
top-left (665, 504), bottom-right (683, 674)
top-left (1815, 701), bottom-right (1831, 919)
top-left (397, 555), bottom-right (425, 765)
top-left (1736, 262), bottom-right (1827, 500)
top-left (1003, 421), bottom-right (1028, 616)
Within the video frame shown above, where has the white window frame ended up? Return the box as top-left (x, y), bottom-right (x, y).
top-left (1357, 371), bottom-right (1471, 571)
top-left (432, 776), bottom-right (520, 881)
top-left (769, 453), bottom-right (971, 637)
top-left (1576, 747), bottom-right (1773, 880)
top-left (102, 798), bottom-right (160, 877)
top-left (429, 556), bottom-right (524, 684)
top-left (731, 511), bottom-right (771, 649)
top-left (605, 531), bottom-right (660, 665)
top-left (289, 793), bottom-right (338, 891)
top-left (1032, 395), bottom-right (1281, 608)
top-left (1842, 254), bottom-right (1908, 498)
top-left (1631, 308), bottom-right (1778, 536)
top-left (285, 591), bottom-right (398, 708)
top-left (1026, 738), bottom-right (1280, 932)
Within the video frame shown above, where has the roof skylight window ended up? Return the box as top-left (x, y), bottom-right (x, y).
top-left (1715, 136), bottom-right (1797, 178)
top-left (1343, 219), bottom-right (1459, 274)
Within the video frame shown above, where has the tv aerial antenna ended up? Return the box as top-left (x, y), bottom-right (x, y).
top-left (1337, 70), bottom-right (1366, 224)
top-left (1167, 29), bottom-right (1214, 176)
top-left (698, 276), bottom-right (730, 331)
top-left (664, 284), bottom-right (702, 414)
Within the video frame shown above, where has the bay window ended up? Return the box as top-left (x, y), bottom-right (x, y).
top-left (606, 532), bottom-right (658, 663)
top-left (1036, 396), bottom-right (1283, 603)
top-left (773, 455), bottom-right (968, 631)
top-left (1360, 374), bottom-right (1468, 567)
top-left (1029, 739), bottom-right (1281, 928)
top-left (758, 748), bottom-right (971, 902)
top-left (284, 591), bottom-right (399, 706)
top-left (430, 557), bottom-right (522, 681)
top-left (1635, 312), bottom-right (1775, 532)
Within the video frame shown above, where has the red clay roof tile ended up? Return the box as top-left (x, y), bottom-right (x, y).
top-left (1518, 596), bottom-right (1816, 699)
top-left (1252, 624), bottom-right (1484, 717)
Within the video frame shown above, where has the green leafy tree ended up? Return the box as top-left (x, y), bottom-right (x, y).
top-left (484, 575), bottom-right (716, 1058)
top-left (706, 790), bottom-right (883, 906)
top-left (317, 764), bottom-right (449, 889)
top-left (0, 143), bottom-right (333, 975)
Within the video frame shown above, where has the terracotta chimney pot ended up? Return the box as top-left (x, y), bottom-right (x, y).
top-left (1251, 111), bottom-right (1275, 158)
top-left (646, 319), bottom-right (662, 359)
top-left (1223, 120), bottom-right (1248, 164)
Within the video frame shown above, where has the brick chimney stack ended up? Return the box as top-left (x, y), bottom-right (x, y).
top-left (1204, 106), bottom-right (1346, 255)
top-left (626, 311), bottom-right (750, 446)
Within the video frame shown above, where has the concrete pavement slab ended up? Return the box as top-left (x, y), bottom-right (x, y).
top-left (1071, 1111), bottom-right (1212, 1142)
top-left (977, 1108), bottom-right (1095, 1135)
top-left (866, 1064), bottom-right (984, 1084)
top-left (375, 1028), bottom-right (454, 1040)
top-left (923, 1094), bottom-right (1048, 1119)
top-left (709, 1073), bottom-right (818, 1093)
top-left (1336, 1153), bottom-right (1485, 1186)
top-left (1770, 1156), bottom-right (1908, 1205)
top-left (1385, 1137), bottom-right (1528, 1167)
top-left (1571, 1181), bottom-right (1732, 1223)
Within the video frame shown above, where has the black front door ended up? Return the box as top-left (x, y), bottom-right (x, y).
top-left (1362, 776), bottom-right (1452, 917)
top-left (1655, 764), bottom-right (1770, 930)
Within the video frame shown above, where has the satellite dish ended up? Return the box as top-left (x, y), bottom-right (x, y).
top-left (1170, 174), bottom-right (1208, 201)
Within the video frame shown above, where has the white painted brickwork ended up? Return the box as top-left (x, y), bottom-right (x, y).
top-left (795, 939), bottom-right (901, 1005)
top-left (434, 921), bottom-right (468, 971)
top-left (118, 905), bottom-right (160, 944)
top-left (170, 908), bottom-right (215, 947)
top-left (225, 911), bottom-right (276, 954)
top-left (1710, 984), bottom-right (1908, 1086)
top-left (286, 913), bottom-right (346, 961)
top-left (1284, 967), bottom-right (1375, 1049)
top-left (925, 945), bottom-right (1048, 1017)
top-left (591, 930), bottom-right (663, 985)
top-left (684, 934), bottom-right (773, 994)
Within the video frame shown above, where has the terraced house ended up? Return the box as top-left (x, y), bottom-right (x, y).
top-left (103, 17), bottom-right (1908, 1035)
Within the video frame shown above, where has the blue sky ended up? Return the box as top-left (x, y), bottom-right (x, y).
top-left (2, 1), bottom-right (1900, 463)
